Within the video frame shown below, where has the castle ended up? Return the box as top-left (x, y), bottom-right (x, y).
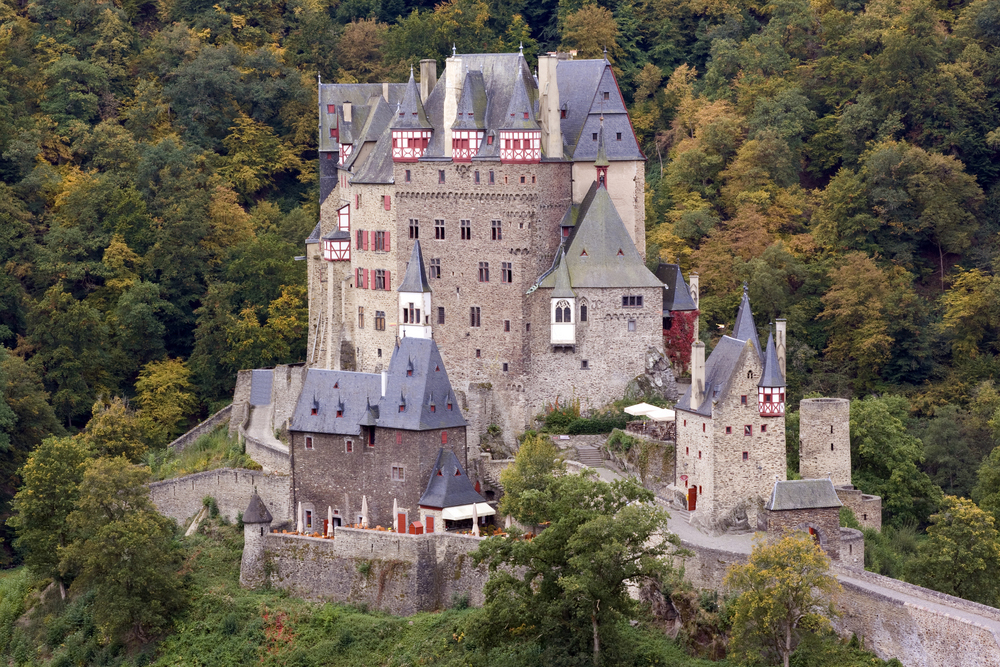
top-left (305, 51), bottom-right (671, 438)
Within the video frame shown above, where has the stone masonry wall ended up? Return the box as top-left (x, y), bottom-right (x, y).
top-left (570, 160), bottom-right (645, 254)
top-left (268, 364), bottom-right (308, 437)
top-left (169, 404), bottom-right (232, 452)
top-left (229, 370), bottom-right (253, 438)
top-left (263, 527), bottom-right (489, 615)
top-left (760, 506), bottom-right (841, 560)
top-left (836, 485), bottom-right (882, 531)
top-left (840, 527), bottom-right (864, 570)
top-left (243, 430), bottom-right (292, 475)
top-left (799, 398), bottom-right (851, 485)
top-left (150, 468), bottom-right (292, 525)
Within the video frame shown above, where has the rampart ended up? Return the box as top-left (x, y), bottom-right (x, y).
top-left (263, 528), bottom-right (489, 615)
top-left (168, 404), bottom-right (232, 452)
top-left (150, 468), bottom-right (292, 525)
top-left (676, 537), bottom-right (1000, 667)
top-left (836, 485), bottom-right (882, 532)
top-left (242, 428), bottom-right (291, 475)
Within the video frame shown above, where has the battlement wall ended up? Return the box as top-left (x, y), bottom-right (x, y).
top-left (150, 468), bottom-right (292, 526)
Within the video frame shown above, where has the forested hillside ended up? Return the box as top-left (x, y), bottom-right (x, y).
top-left (1, 0), bottom-right (1000, 588)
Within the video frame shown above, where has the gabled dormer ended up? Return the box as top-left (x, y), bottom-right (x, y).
top-left (391, 68), bottom-right (433, 162)
top-left (758, 330), bottom-right (786, 417)
top-left (499, 70), bottom-right (540, 164)
top-left (451, 71), bottom-right (486, 162)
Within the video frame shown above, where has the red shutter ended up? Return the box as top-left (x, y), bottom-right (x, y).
top-left (441, 431), bottom-right (448, 444)
top-left (385, 231), bottom-right (391, 252)
top-left (384, 195), bottom-right (391, 211)
top-left (385, 270), bottom-right (391, 291)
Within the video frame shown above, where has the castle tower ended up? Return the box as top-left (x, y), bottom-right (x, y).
top-left (398, 240), bottom-right (432, 339)
top-left (758, 331), bottom-right (785, 417)
top-left (799, 398), bottom-right (851, 485)
top-left (240, 491), bottom-right (273, 588)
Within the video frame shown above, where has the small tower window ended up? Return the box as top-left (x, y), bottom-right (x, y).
top-left (726, 426), bottom-right (732, 434)
top-left (592, 132), bottom-right (598, 141)
top-left (580, 305), bottom-right (587, 321)
top-left (581, 360), bottom-right (589, 370)
top-left (761, 424), bottom-right (767, 433)
top-left (741, 395), bottom-right (747, 405)
top-left (474, 170), bottom-right (480, 184)
top-left (616, 132), bottom-right (622, 141)
top-left (744, 425), bottom-right (752, 436)
top-left (831, 443), bottom-right (835, 451)
top-left (305, 436), bottom-right (314, 450)
top-left (502, 363), bottom-right (508, 372)
top-left (743, 451), bottom-right (748, 461)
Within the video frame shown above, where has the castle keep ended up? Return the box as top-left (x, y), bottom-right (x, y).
top-left (306, 51), bottom-right (664, 435)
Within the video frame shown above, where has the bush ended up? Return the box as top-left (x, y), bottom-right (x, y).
top-left (607, 429), bottom-right (641, 453)
top-left (566, 413), bottom-right (630, 434)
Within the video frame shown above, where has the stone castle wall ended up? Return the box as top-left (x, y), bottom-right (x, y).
top-left (799, 398), bottom-right (851, 485)
top-left (836, 485), bottom-right (882, 532)
top-left (760, 506), bottom-right (842, 560)
top-left (150, 468), bottom-right (293, 525)
top-left (243, 429), bottom-right (292, 475)
top-left (262, 527), bottom-right (489, 616)
top-left (229, 370), bottom-right (253, 438)
top-left (169, 404), bottom-right (232, 452)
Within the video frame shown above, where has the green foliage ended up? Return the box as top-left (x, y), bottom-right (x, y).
top-left (146, 427), bottom-right (259, 481)
top-left (605, 429), bottom-right (641, 453)
top-left (497, 431), bottom-right (563, 522)
top-left (726, 532), bottom-right (841, 667)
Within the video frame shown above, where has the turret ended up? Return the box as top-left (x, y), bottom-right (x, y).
top-left (758, 330), bottom-right (786, 417)
top-left (595, 119), bottom-right (609, 187)
top-left (397, 241), bottom-right (432, 339)
top-left (391, 68), bottom-right (433, 162)
top-left (240, 491), bottom-right (273, 588)
top-left (451, 70), bottom-right (486, 162)
top-left (499, 69), bottom-right (541, 164)
top-left (549, 249), bottom-right (575, 346)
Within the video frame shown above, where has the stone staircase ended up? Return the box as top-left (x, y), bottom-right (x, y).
top-left (574, 446), bottom-right (605, 467)
top-left (669, 505), bottom-right (692, 523)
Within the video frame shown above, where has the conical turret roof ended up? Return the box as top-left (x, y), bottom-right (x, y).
top-left (551, 248), bottom-right (575, 298)
top-left (398, 240), bottom-right (431, 293)
top-left (243, 491), bottom-right (273, 524)
top-left (732, 284), bottom-right (762, 358)
top-left (501, 69), bottom-right (539, 130)
top-left (595, 118), bottom-right (609, 168)
top-left (452, 71), bottom-right (487, 130)
top-left (391, 68), bottom-right (431, 129)
top-left (759, 331), bottom-right (785, 387)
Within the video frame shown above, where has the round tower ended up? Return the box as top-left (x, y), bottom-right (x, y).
top-left (240, 490), bottom-right (273, 588)
top-left (799, 398), bottom-right (851, 486)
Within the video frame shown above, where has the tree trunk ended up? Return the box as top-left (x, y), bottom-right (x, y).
top-left (592, 601), bottom-right (600, 666)
top-left (58, 579), bottom-right (66, 600)
top-left (784, 623), bottom-right (792, 667)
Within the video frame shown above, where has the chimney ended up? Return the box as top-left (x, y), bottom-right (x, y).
top-left (442, 55), bottom-right (463, 158)
top-left (775, 318), bottom-right (787, 378)
top-left (419, 59), bottom-right (437, 103)
top-left (691, 341), bottom-right (706, 407)
top-left (381, 371), bottom-right (387, 397)
top-left (688, 272), bottom-right (700, 344)
top-left (382, 82), bottom-right (389, 102)
top-left (537, 54), bottom-right (563, 159)
top-left (343, 101), bottom-right (352, 123)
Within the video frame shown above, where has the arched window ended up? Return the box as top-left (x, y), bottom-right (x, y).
top-left (580, 304), bottom-right (588, 322)
top-left (562, 307), bottom-right (571, 322)
top-left (555, 300), bottom-right (571, 324)
top-left (555, 307), bottom-right (563, 323)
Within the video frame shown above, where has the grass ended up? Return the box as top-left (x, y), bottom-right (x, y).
top-left (145, 428), bottom-right (261, 481)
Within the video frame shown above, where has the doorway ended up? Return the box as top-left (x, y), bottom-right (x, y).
top-left (687, 486), bottom-right (697, 511)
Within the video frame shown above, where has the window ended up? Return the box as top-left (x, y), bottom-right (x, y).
top-left (375, 310), bottom-right (386, 331)
top-left (305, 510), bottom-right (312, 528)
top-left (487, 135), bottom-right (494, 145)
top-left (489, 170), bottom-right (495, 185)
top-left (532, 175), bottom-right (536, 184)
top-left (358, 306), bottom-right (364, 328)
top-left (622, 295), bottom-right (644, 307)
top-left (374, 231), bottom-right (386, 251)
top-left (345, 440), bottom-right (353, 453)
top-left (491, 219), bottom-right (502, 240)
top-left (478, 262), bottom-right (489, 282)
top-left (355, 193), bottom-right (361, 208)
top-left (743, 451), bottom-right (749, 461)
top-left (356, 229), bottom-right (364, 249)
top-left (520, 175), bottom-right (525, 184)
top-left (685, 446), bottom-right (689, 455)
top-left (698, 450), bottom-right (702, 459)
top-left (311, 406), bottom-right (317, 415)
top-left (409, 219), bottom-right (419, 239)
top-left (375, 269), bottom-right (386, 290)
top-left (336, 409), bottom-right (343, 418)
top-left (616, 132), bottom-right (622, 141)
top-left (403, 302), bottom-right (420, 325)
top-left (603, 91), bottom-right (610, 100)
top-left (470, 307), bottom-right (481, 327)
top-left (555, 300), bottom-right (571, 323)
top-left (592, 132), bottom-right (598, 141)
top-left (437, 306), bottom-right (445, 324)
top-left (441, 431), bottom-right (448, 444)
top-left (501, 262), bottom-right (512, 283)
top-left (475, 348), bottom-right (481, 357)
top-left (502, 363), bottom-right (508, 372)
top-left (741, 395), bottom-right (747, 405)
top-left (327, 104), bottom-right (336, 113)
top-left (830, 425), bottom-right (834, 434)
top-left (831, 443), bottom-right (835, 451)
top-left (396, 432), bottom-right (402, 445)
top-left (725, 426), bottom-right (732, 434)
top-left (430, 258), bottom-right (441, 278)
top-left (474, 170), bottom-right (480, 184)
top-left (405, 169), bottom-right (411, 183)
top-left (744, 425), bottom-right (752, 436)
top-left (504, 320), bottom-right (510, 332)
top-left (761, 424), bottom-right (767, 433)
top-left (581, 360), bottom-right (589, 370)
top-left (438, 169), bottom-right (445, 184)
top-left (461, 219), bottom-right (471, 240)
top-left (383, 195), bottom-right (391, 210)
top-left (627, 319), bottom-right (636, 332)
top-left (305, 436), bottom-right (314, 450)
top-left (702, 423), bottom-right (706, 432)
top-left (526, 323), bottom-right (530, 332)
top-left (392, 466), bottom-right (405, 481)
top-left (435, 219), bottom-right (445, 239)
top-left (580, 304), bottom-right (588, 321)
top-left (561, 109), bottom-right (567, 118)
top-left (367, 426), bottom-right (375, 446)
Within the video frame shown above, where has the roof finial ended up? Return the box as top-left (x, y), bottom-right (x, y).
top-left (519, 41), bottom-right (524, 55)
top-left (743, 281), bottom-right (749, 296)
top-left (603, 45), bottom-right (608, 60)
top-left (452, 43), bottom-right (456, 56)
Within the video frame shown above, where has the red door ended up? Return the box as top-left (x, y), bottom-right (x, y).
top-left (323, 519), bottom-right (329, 535)
top-left (688, 487), bottom-right (697, 511)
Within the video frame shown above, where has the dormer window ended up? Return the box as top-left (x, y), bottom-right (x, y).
top-left (523, 112), bottom-right (529, 119)
top-left (336, 409), bottom-right (343, 418)
top-left (311, 407), bottom-right (317, 415)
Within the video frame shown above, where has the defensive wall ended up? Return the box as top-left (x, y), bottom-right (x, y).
top-left (168, 404), bottom-right (233, 452)
top-left (676, 537), bottom-right (1000, 667)
top-left (150, 468), bottom-right (293, 526)
top-left (242, 428), bottom-right (292, 475)
top-left (836, 485), bottom-right (882, 532)
top-left (262, 528), bottom-right (489, 616)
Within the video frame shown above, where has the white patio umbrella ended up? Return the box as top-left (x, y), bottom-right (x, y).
top-left (471, 502), bottom-right (480, 537)
top-left (361, 495), bottom-right (369, 528)
top-left (296, 501), bottom-right (304, 533)
top-left (327, 506), bottom-right (333, 537)
top-left (392, 498), bottom-right (399, 531)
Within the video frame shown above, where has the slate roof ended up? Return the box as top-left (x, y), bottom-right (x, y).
top-left (759, 332), bottom-right (785, 388)
top-left (243, 491), bottom-right (273, 524)
top-left (375, 337), bottom-right (466, 431)
top-left (675, 336), bottom-right (752, 416)
top-left (452, 71), bottom-right (487, 130)
top-left (391, 69), bottom-right (431, 129)
top-left (732, 286), bottom-right (762, 358)
top-left (500, 69), bottom-right (540, 130)
top-left (656, 263), bottom-right (697, 312)
top-left (538, 182), bottom-right (662, 290)
top-left (556, 60), bottom-right (644, 162)
top-left (398, 240), bottom-right (431, 293)
top-left (418, 449), bottom-right (487, 509)
top-left (318, 83), bottom-right (406, 152)
top-left (289, 369), bottom-right (382, 436)
top-left (766, 479), bottom-right (842, 511)
top-left (305, 221), bottom-right (322, 245)
top-left (550, 247), bottom-right (575, 298)
top-left (350, 122), bottom-right (395, 184)
top-left (250, 370), bottom-right (273, 406)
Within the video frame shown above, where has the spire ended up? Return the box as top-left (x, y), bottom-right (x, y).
top-left (502, 69), bottom-right (540, 130)
top-left (452, 70), bottom-right (486, 130)
top-left (243, 491), bottom-right (273, 524)
top-left (732, 283), bottom-right (762, 358)
top-left (759, 329), bottom-right (785, 388)
top-left (551, 248), bottom-right (575, 298)
top-left (397, 240), bottom-right (431, 293)
top-left (595, 116), bottom-right (609, 186)
top-left (392, 68), bottom-right (431, 129)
